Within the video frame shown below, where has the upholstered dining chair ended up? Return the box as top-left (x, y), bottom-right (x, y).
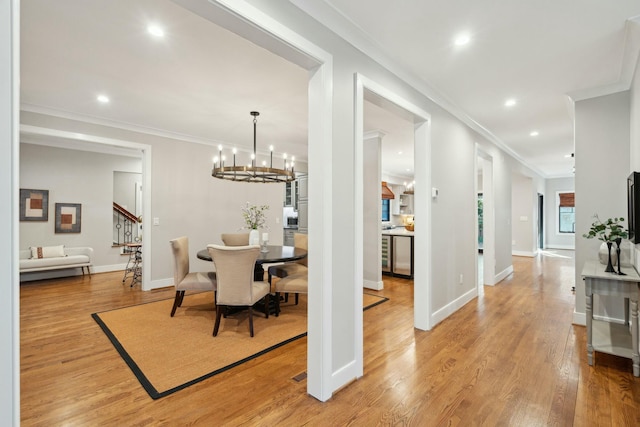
top-left (169, 236), bottom-right (217, 317)
top-left (274, 272), bottom-right (307, 316)
top-left (268, 232), bottom-right (307, 300)
top-left (221, 233), bottom-right (250, 246)
top-left (206, 244), bottom-right (270, 337)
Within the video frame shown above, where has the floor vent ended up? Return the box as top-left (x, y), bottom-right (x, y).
top-left (292, 372), bottom-right (307, 382)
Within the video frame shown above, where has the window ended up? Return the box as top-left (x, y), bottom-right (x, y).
top-left (558, 192), bottom-right (575, 233)
top-left (381, 199), bottom-right (390, 222)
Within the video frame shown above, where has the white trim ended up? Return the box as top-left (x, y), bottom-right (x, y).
top-left (493, 265), bottom-right (514, 285)
top-left (545, 244), bottom-right (575, 250)
top-left (354, 73), bottom-right (433, 346)
top-left (150, 277), bottom-right (174, 290)
top-left (573, 311), bottom-right (586, 326)
top-left (187, 0), bottom-right (334, 402)
top-left (363, 279), bottom-right (384, 290)
top-left (19, 126), bottom-right (154, 291)
top-left (512, 250), bottom-right (536, 257)
top-left (3, 1), bottom-right (20, 421)
top-left (331, 360), bottom-right (358, 392)
top-left (431, 288), bottom-right (478, 327)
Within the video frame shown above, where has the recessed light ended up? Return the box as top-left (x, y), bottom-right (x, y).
top-left (147, 24), bottom-right (165, 38)
top-left (530, 131), bottom-right (539, 137)
top-left (97, 94), bottom-right (110, 104)
top-left (398, 151), bottom-right (403, 155)
top-left (504, 99), bottom-right (516, 107)
top-left (454, 33), bottom-right (471, 46)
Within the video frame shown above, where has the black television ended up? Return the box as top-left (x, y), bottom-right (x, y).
top-left (628, 172), bottom-right (640, 243)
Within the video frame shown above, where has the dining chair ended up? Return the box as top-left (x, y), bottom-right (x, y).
top-left (169, 236), bottom-right (217, 317)
top-left (268, 232), bottom-right (307, 298)
top-left (221, 233), bottom-right (250, 246)
top-left (206, 244), bottom-right (270, 337)
top-left (274, 272), bottom-right (307, 316)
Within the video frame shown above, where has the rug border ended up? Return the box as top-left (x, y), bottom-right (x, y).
top-left (92, 292), bottom-right (388, 399)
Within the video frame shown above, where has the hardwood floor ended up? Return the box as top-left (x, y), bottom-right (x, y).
top-left (20, 251), bottom-right (640, 426)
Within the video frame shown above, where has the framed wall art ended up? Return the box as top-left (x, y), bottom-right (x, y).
top-left (55, 203), bottom-right (82, 233)
top-left (20, 189), bottom-right (49, 221)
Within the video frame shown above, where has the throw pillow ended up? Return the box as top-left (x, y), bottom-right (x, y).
top-left (30, 245), bottom-right (66, 259)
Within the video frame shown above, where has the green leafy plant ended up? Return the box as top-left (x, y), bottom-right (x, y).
top-left (241, 203), bottom-right (269, 230)
top-left (582, 214), bottom-right (628, 242)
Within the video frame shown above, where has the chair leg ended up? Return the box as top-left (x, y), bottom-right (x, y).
top-left (213, 305), bottom-right (223, 336)
top-left (264, 294), bottom-right (270, 319)
top-left (170, 290), bottom-right (183, 317)
top-left (275, 292), bottom-right (281, 317)
top-left (248, 307), bottom-right (254, 337)
top-left (295, 293), bottom-right (299, 305)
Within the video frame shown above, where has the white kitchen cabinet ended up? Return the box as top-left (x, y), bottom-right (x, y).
top-left (399, 193), bottom-right (413, 215)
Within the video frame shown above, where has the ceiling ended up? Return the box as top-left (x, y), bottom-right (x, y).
top-left (20, 1), bottom-right (640, 179)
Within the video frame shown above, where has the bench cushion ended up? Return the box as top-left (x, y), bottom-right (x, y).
top-left (30, 245), bottom-right (65, 259)
top-left (20, 255), bottom-right (90, 270)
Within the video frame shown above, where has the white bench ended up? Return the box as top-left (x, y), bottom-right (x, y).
top-left (19, 246), bottom-right (94, 275)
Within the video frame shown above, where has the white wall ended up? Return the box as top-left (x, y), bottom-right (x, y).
top-left (574, 91), bottom-right (631, 323)
top-left (20, 144), bottom-right (143, 277)
top-left (545, 177), bottom-right (575, 249)
top-left (511, 173), bottom-right (535, 256)
top-left (363, 133), bottom-right (382, 290)
top-left (20, 112), bottom-right (286, 287)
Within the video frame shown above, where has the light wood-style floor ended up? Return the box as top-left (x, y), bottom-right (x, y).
top-left (20, 251), bottom-right (640, 426)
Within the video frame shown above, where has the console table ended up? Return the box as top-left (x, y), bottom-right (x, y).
top-left (581, 261), bottom-right (639, 377)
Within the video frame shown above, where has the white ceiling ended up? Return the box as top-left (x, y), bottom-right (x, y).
top-left (20, 1), bottom-right (640, 179)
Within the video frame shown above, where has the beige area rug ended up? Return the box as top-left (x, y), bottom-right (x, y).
top-left (92, 292), bottom-right (388, 399)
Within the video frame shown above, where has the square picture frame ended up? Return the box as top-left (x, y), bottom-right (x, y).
top-left (55, 203), bottom-right (82, 233)
top-left (20, 189), bottom-right (49, 221)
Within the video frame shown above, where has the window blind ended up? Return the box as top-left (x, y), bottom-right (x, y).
top-left (559, 192), bottom-right (575, 207)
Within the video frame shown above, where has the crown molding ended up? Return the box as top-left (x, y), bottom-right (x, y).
top-left (567, 16), bottom-right (640, 103)
top-left (289, 0), bottom-right (547, 178)
top-left (20, 103), bottom-right (309, 165)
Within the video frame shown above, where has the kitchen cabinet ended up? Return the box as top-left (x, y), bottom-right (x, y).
top-left (283, 228), bottom-right (296, 246)
top-left (381, 230), bottom-right (413, 278)
top-left (399, 193), bottom-right (414, 215)
top-left (284, 180), bottom-right (296, 208)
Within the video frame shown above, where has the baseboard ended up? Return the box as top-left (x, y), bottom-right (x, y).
top-left (572, 311), bottom-right (586, 326)
top-left (363, 279), bottom-right (383, 290)
top-left (431, 287), bottom-right (477, 327)
top-left (545, 244), bottom-right (575, 250)
top-left (332, 359), bottom-right (358, 394)
top-left (512, 250), bottom-right (535, 257)
top-left (93, 263), bottom-right (127, 274)
top-left (149, 277), bottom-right (173, 290)
top-left (493, 265), bottom-right (514, 285)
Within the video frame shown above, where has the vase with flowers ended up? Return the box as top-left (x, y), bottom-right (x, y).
top-left (582, 214), bottom-right (628, 274)
top-left (241, 203), bottom-right (269, 245)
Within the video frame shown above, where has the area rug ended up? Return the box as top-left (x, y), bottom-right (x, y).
top-left (93, 291), bottom-right (388, 399)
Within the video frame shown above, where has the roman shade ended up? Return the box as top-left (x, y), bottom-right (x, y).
top-left (559, 192), bottom-right (575, 207)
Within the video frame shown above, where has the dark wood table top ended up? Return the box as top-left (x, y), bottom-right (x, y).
top-left (197, 245), bottom-right (307, 264)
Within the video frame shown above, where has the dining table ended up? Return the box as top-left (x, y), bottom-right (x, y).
top-left (196, 244), bottom-right (307, 281)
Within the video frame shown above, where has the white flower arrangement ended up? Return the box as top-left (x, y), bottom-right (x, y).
top-left (241, 203), bottom-right (269, 230)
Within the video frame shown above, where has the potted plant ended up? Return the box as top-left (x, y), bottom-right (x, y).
top-left (582, 215), bottom-right (628, 273)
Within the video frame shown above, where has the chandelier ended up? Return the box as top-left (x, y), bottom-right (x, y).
top-left (211, 111), bottom-right (295, 183)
